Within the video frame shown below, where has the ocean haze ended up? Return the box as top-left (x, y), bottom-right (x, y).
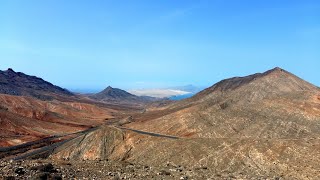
top-left (128, 84), bottom-right (204, 98)
top-left (129, 89), bottom-right (190, 98)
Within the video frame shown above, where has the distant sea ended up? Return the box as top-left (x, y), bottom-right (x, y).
top-left (169, 93), bottom-right (194, 100)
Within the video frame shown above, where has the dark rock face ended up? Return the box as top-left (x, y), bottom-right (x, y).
top-left (0, 68), bottom-right (73, 100)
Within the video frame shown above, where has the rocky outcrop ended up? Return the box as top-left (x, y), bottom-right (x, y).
top-left (51, 126), bottom-right (130, 161)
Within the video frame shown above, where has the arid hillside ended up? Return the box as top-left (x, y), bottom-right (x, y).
top-left (0, 94), bottom-right (117, 147)
top-left (0, 68), bottom-right (153, 147)
top-left (128, 67), bottom-right (320, 139)
top-left (49, 67), bottom-right (320, 179)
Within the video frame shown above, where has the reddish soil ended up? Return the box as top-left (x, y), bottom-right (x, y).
top-left (0, 94), bottom-right (126, 147)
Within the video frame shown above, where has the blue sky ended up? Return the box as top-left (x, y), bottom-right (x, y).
top-left (0, 0), bottom-right (319, 91)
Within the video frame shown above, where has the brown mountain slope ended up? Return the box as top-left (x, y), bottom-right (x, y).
top-left (0, 94), bottom-right (117, 147)
top-left (128, 67), bottom-right (320, 139)
top-left (0, 68), bottom-right (73, 100)
top-left (0, 109), bottom-right (82, 147)
top-left (196, 67), bottom-right (317, 97)
top-left (50, 67), bottom-right (320, 179)
top-left (0, 69), bottom-right (147, 147)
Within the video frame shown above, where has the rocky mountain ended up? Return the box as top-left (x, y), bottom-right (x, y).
top-left (193, 67), bottom-right (317, 101)
top-left (0, 68), bottom-right (73, 100)
top-left (130, 67), bottom-right (320, 139)
top-left (91, 86), bottom-right (136, 100)
top-left (90, 86), bottom-right (157, 104)
top-left (47, 67), bottom-right (320, 179)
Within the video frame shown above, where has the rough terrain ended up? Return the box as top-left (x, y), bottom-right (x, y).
top-left (50, 68), bottom-right (320, 179)
top-left (0, 159), bottom-right (273, 180)
top-left (1, 67), bottom-right (320, 179)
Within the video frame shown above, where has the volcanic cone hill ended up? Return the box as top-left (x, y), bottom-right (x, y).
top-left (90, 86), bottom-right (157, 105)
top-left (91, 86), bottom-right (137, 101)
top-left (50, 67), bottom-right (320, 179)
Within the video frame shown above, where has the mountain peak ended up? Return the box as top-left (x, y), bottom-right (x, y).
top-left (271, 67), bottom-right (283, 71)
top-left (105, 86), bottom-right (113, 90)
top-left (194, 67), bottom-right (317, 99)
top-left (263, 67), bottom-right (287, 76)
top-left (7, 68), bottom-right (15, 72)
top-left (90, 86), bottom-right (157, 104)
top-left (5, 68), bottom-right (17, 75)
top-left (101, 86), bottom-right (116, 93)
top-left (92, 86), bottom-right (137, 101)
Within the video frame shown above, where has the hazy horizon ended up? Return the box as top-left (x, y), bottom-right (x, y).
top-left (1, 0), bottom-right (319, 90)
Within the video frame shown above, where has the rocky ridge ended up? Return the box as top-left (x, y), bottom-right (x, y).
top-left (0, 68), bottom-right (73, 100)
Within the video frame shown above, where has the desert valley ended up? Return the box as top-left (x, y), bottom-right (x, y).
top-left (0, 67), bottom-right (319, 179)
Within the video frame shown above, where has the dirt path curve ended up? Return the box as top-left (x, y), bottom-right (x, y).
top-left (115, 126), bottom-right (180, 139)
